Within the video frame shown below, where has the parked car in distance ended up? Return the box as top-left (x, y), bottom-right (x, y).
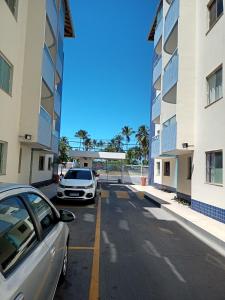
top-left (0, 183), bottom-right (75, 300)
top-left (57, 168), bottom-right (97, 202)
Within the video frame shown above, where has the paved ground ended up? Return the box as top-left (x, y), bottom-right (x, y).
top-left (53, 183), bottom-right (225, 300)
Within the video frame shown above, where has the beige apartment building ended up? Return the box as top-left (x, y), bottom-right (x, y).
top-left (0, 0), bottom-right (74, 186)
top-left (149, 0), bottom-right (225, 222)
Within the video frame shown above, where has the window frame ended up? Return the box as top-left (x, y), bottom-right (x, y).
top-left (206, 150), bottom-right (223, 185)
top-left (48, 157), bottom-right (52, 171)
top-left (156, 162), bottom-right (160, 176)
top-left (4, 0), bottom-right (18, 19)
top-left (208, 0), bottom-right (224, 30)
top-left (0, 141), bottom-right (8, 175)
top-left (38, 156), bottom-right (45, 171)
top-left (187, 157), bottom-right (192, 180)
top-left (206, 65), bottom-right (223, 106)
top-left (0, 194), bottom-right (40, 277)
top-left (0, 52), bottom-right (13, 96)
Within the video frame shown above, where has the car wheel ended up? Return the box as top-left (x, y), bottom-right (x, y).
top-left (59, 244), bottom-right (68, 285)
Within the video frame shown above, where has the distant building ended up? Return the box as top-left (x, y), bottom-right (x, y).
top-left (0, 0), bottom-right (74, 185)
top-left (149, 0), bottom-right (225, 222)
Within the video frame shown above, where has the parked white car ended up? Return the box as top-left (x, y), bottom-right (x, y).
top-left (57, 168), bottom-right (98, 202)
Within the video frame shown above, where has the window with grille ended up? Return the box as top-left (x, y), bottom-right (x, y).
top-left (0, 54), bottom-right (13, 95)
top-left (206, 151), bottom-right (223, 184)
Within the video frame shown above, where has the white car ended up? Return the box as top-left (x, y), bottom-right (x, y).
top-left (57, 168), bottom-right (98, 202)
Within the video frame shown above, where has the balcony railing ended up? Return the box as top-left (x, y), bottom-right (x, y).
top-left (42, 45), bottom-right (55, 92)
top-left (164, 0), bottom-right (179, 46)
top-left (152, 94), bottom-right (161, 122)
top-left (54, 90), bottom-right (61, 116)
top-left (52, 130), bottom-right (60, 154)
top-left (151, 135), bottom-right (160, 158)
top-left (153, 56), bottom-right (162, 88)
top-left (162, 49), bottom-right (178, 101)
top-left (154, 18), bottom-right (163, 50)
top-left (38, 107), bottom-right (52, 147)
top-left (161, 116), bottom-right (177, 153)
top-left (46, 0), bottom-right (58, 37)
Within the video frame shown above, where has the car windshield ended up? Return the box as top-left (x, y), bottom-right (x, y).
top-left (64, 170), bottom-right (92, 180)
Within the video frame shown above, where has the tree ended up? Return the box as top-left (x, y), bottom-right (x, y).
top-left (92, 139), bottom-right (98, 150)
top-left (75, 130), bottom-right (89, 150)
top-left (135, 125), bottom-right (149, 164)
top-left (114, 134), bottom-right (124, 152)
top-left (57, 137), bottom-right (71, 174)
top-left (122, 126), bottom-right (135, 150)
top-left (84, 138), bottom-right (93, 151)
top-left (97, 140), bottom-right (104, 150)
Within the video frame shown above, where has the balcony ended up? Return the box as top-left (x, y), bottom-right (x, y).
top-left (54, 90), bottom-right (61, 116)
top-left (153, 56), bottom-right (162, 90)
top-left (162, 49), bottom-right (178, 103)
top-left (154, 18), bottom-right (163, 55)
top-left (52, 130), bottom-right (59, 154)
top-left (46, 0), bottom-right (58, 37)
top-left (161, 116), bottom-right (177, 153)
top-left (151, 135), bottom-right (160, 158)
top-left (42, 45), bottom-right (55, 93)
top-left (152, 94), bottom-right (161, 123)
top-left (38, 107), bottom-right (52, 147)
top-left (164, 0), bottom-right (179, 54)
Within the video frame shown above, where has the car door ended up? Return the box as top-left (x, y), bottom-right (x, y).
top-left (0, 194), bottom-right (52, 300)
top-left (25, 192), bottom-right (68, 298)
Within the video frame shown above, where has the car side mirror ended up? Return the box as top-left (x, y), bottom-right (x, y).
top-left (59, 209), bottom-right (76, 222)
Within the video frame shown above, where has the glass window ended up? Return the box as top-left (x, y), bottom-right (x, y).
top-left (0, 196), bottom-right (37, 274)
top-left (39, 156), bottom-right (45, 171)
top-left (0, 141), bottom-right (8, 175)
top-left (48, 157), bottom-right (52, 171)
top-left (206, 151), bottom-right (223, 184)
top-left (209, 0), bottom-right (223, 28)
top-left (18, 148), bottom-right (22, 174)
top-left (156, 162), bottom-right (160, 176)
top-left (187, 157), bottom-right (192, 180)
top-left (5, 0), bottom-right (18, 17)
top-left (164, 162), bottom-right (170, 176)
top-left (0, 54), bottom-right (13, 95)
top-left (207, 67), bottom-right (223, 104)
top-left (64, 170), bottom-right (92, 180)
top-left (26, 194), bottom-right (57, 234)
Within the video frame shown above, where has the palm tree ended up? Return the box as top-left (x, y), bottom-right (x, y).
top-left (84, 138), bottom-right (93, 151)
top-left (135, 125), bottom-right (149, 163)
top-left (75, 130), bottom-right (89, 150)
top-left (92, 139), bottom-right (98, 150)
top-left (57, 136), bottom-right (71, 174)
top-left (114, 134), bottom-right (124, 152)
top-left (122, 126), bottom-right (135, 150)
top-left (97, 140), bottom-right (104, 151)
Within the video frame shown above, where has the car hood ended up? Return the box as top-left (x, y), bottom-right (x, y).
top-left (61, 179), bottom-right (93, 187)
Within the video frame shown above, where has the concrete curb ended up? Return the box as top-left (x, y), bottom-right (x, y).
top-left (144, 192), bottom-right (225, 258)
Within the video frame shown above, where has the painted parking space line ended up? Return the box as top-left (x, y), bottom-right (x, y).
top-left (164, 257), bottom-right (186, 283)
top-left (101, 189), bottom-right (109, 199)
top-left (115, 191), bottom-right (130, 199)
top-left (128, 201), bottom-right (137, 208)
top-left (69, 246), bottom-right (94, 250)
top-left (89, 196), bottom-right (102, 300)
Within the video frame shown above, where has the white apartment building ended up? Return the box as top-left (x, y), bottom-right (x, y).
top-left (0, 0), bottom-right (74, 186)
top-left (149, 0), bottom-right (225, 223)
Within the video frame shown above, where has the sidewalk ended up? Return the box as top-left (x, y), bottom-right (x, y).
top-left (129, 184), bottom-right (225, 257)
top-left (39, 183), bottom-right (57, 200)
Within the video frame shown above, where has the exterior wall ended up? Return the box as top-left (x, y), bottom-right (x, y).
top-left (31, 151), bottom-right (53, 184)
top-left (0, 1), bottom-right (28, 183)
top-left (161, 158), bottom-right (177, 190)
top-left (177, 154), bottom-right (192, 198)
top-left (192, 0), bottom-right (225, 211)
top-left (153, 159), bottom-right (162, 185)
top-left (18, 144), bottom-right (32, 184)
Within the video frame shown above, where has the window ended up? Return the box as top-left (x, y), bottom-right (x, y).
top-left (0, 196), bottom-right (37, 274)
top-left (26, 194), bottom-right (57, 235)
top-left (206, 151), bottom-right (223, 184)
top-left (0, 54), bottom-right (13, 95)
top-left (207, 66), bottom-right (223, 104)
top-left (48, 157), bottom-right (52, 171)
top-left (164, 162), bottom-right (170, 176)
top-left (64, 170), bottom-right (92, 180)
top-left (187, 157), bottom-right (192, 180)
top-left (39, 156), bottom-right (45, 171)
top-left (156, 162), bottom-right (160, 176)
top-left (0, 141), bottom-right (8, 175)
top-left (18, 148), bottom-right (22, 173)
top-left (5, 0), bottom-right (18, 17)
top-left (208, 0), bottom-right (223, 28)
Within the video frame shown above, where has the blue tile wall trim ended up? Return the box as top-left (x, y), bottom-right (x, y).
top-left (191, 199), bottom-right (225, 224)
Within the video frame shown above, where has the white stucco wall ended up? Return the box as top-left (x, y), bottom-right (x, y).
top-left (31, 151), bottom-right (53, 184)
top-left (177, 154), bottom-right (192, 196)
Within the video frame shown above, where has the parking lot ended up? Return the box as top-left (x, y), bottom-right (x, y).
top-left (53, 182), bottom-right (225, 300)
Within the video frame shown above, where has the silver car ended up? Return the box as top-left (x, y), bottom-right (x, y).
top-left (0, 183), bottom-right (75, 300)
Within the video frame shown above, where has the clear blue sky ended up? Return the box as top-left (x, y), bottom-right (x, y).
top-left (61, 0), bottom-right (158, 143)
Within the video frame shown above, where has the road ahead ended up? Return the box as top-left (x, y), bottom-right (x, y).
top-left (54, 183), bottom-right (225, 300)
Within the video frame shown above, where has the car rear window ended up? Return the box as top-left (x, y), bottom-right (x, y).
top-left (64, 170), bottom-right (92, 180)
top-left (0, 196), bottom-right (37, 274)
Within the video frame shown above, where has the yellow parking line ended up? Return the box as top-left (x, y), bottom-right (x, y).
top-left (89, 197), bottom-right (101, 300)
top-left (69, 246), bottom-right (94, 250)
top-left (101, 189), bottom-right (109, 199)
top-left (115, 191), bottom-right (130, 199)
top-left (137, 192), bottom-right (145, 199)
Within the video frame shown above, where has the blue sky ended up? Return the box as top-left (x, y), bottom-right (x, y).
top-left (61, 0), bottom-right (158, 145)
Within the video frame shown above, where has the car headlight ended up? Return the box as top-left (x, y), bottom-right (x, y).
top-left (85, 184), bottom-right (94, 189)
top-left (59, 184), bottom-right (65, 188)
